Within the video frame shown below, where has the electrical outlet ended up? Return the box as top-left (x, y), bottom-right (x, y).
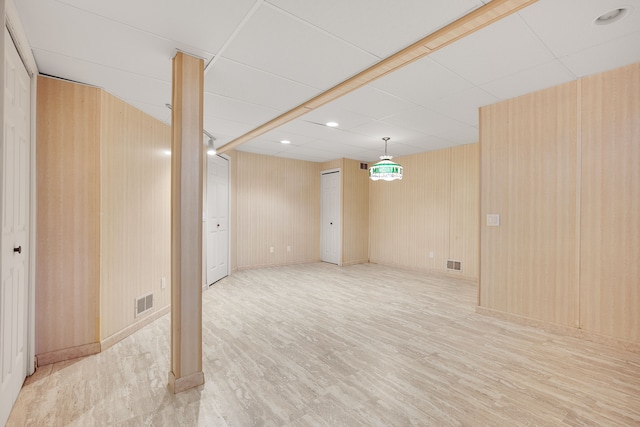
top-left (429, 251), bottom-right (434, 259)
top-left (161, 276), bottom-right (166, 290)
top-left (270, 246), bottom-right (274, 253)
top-left (287, 246), bottom-right (291, 252)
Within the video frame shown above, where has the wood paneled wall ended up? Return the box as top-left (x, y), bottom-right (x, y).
top-left (99, 91), bottom-right (171, 341)
top-left (480, 62), bottom-right (640, 344)
top-left (369, 144), bottom-right (479, 280)
top-left (341, 159), bottom-right (369, 266)
top-left (480, 81), bottom-right (580, 327)
top-left (36, 76), bottom-right (101, 355)
top-left (228, 150), bottom-right (238, 273)
top-left (450, 144), bottom-right (479, 279)
top-left (579, 63), bottom-right (640, 343)
top-left (235, 151), bottom-right (321, 268)
top-left (35, 76), bottom-right (172, 361)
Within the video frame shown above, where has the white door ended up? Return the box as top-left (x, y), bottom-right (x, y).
top-left (206, 155), bottom-right (229, 285)
top-left (1, 28), bottom-right (31, 426)
top-left (321, 169), bottom-right (341, 265)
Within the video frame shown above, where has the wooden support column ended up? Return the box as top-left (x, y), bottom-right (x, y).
top-left (168, 51), bottom-right (205, 394)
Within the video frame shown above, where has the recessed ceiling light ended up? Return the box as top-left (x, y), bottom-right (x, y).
top-left (594, 7), bottom-right (630, 25)
top-left (280, 140), bottom-right (291, 144)
top-left (326, 121), bottom-right (339, 127)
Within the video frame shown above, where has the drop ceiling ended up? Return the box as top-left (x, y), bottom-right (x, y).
top-left (15, 0), bottom-right (640, 162)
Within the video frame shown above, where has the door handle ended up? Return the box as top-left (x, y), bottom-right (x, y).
top-left (14, 246), bottom-right (22, 254)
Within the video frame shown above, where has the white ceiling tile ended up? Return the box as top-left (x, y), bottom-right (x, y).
top-left (221, 3), bottom-right (378, 89)
top-left (204, 58), bottom-right (319, 111)
top-left (401, 136), bottom-right (458, 152)
top-left (481, 59), bottom-right (577, 100)
top-left (14, 0), bottom-right (639, 163)
top-left (383, 106), bottom-right (468, 136)
top-left (423, 87), bottom-right (499, 126)
top-left (204, 93), bottom-right (283, 128)
top-left (518, 0), bottom-right (640, 58)
top-left (326, 87), bottom-right (416, 121)
top-left (272, 119), bottom-right (368, 144)
top-left (267, 0), bottom-right (484, 57)
top-left (17, 1), bottom-right (212, 83)
top-left (349, 120), bottom-right (431, 144)
top-left (302, 140), bottom-right (368, 157)
top-left (236, 139), bottom-right (288, 156)
top-left (430, 13), bottom-right (555, 86)
top-left (276, 145), bottom-right (337, 162)
top-left (53, 0), bottom-right (256, 54)
top-left (203, 117), bottom-right (256, 139)
top-left (299, 106), bottom-right (372, 131)
top-left (372, 57), bottom-right (474, 104)
top-left (560, 31), bottom-right (640, 78)
top-left (434, 125), bottom-right (479, 145)
top-left (256, 127), bottom-right (317, 146)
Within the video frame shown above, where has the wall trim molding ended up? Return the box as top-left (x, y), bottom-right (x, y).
top-left (342, 260), bottom-right (369, 267)
top-left (237, 259), bottom-right (322, 271)
top-left (101, 305), bottom-right (171, 351)
top-left (368, 260), bottom-right (478, 283)
top-left (476, 306), bottom-right (640, 354)
top-left (36, 343), bottom-right (101, 367)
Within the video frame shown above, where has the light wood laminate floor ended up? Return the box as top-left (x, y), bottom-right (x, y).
top-left (8, 263), bottom-right (640, 426)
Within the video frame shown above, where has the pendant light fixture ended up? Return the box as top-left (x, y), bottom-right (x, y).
top-left (369, 137), bottom-right (403, 181)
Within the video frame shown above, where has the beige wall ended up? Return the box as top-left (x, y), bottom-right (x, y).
top-left (35, 76), bottom-right (172, 362)
top-left (369, 143), bottom-right (479, 281)
top-left (228, 150), bottom-right (238, 273)
top-left (479, 80), bottom-right (580, 327)
top-left (341, 159), bottom-right (370, 266)
top-left (479, 62), bottom-right (640, 344)
top-left (235, 151), bottom-right (321, 269)
top-left (99, 91), bottom-right (171, 341)
top-left (36, 76), bottom-right (101, 357)
top-left (579, 63), bottom-right (640, 343)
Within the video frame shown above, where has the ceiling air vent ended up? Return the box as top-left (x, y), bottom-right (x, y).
top-left (360, 162), bottom-right (368, 170)
top-left (446, 260), bottom-right (462, 272)
top-left (135, 292), bottom-right (154, 317)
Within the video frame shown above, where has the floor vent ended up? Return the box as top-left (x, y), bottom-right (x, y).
top-left (446, 260), bottom-right (462, 272)
top-left (135, 293), bottom-right (154, 317)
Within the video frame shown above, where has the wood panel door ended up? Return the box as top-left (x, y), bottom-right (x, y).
top-left (1, 27), bottom-right (31, 426)
top-left (321, 169), bottom-right (341, 265)
top-left (206, 155), bottom-right (229, 286)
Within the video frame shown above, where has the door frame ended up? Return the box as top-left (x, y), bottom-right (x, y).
top-left (4, 0), bottom-right (38, 376)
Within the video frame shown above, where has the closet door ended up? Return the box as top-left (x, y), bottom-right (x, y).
top-left (320, 169), bottom-right (341, 265)
top-left (1, 27), bottom-right (31, 427)
top-left (206, 155), bottom-right (229, 285)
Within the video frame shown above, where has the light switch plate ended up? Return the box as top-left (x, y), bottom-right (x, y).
top-left (487, 214), bottom-right (500, 226)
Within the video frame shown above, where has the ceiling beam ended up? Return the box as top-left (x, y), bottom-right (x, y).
top-left (217, 0), bottom-right (538, 154)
